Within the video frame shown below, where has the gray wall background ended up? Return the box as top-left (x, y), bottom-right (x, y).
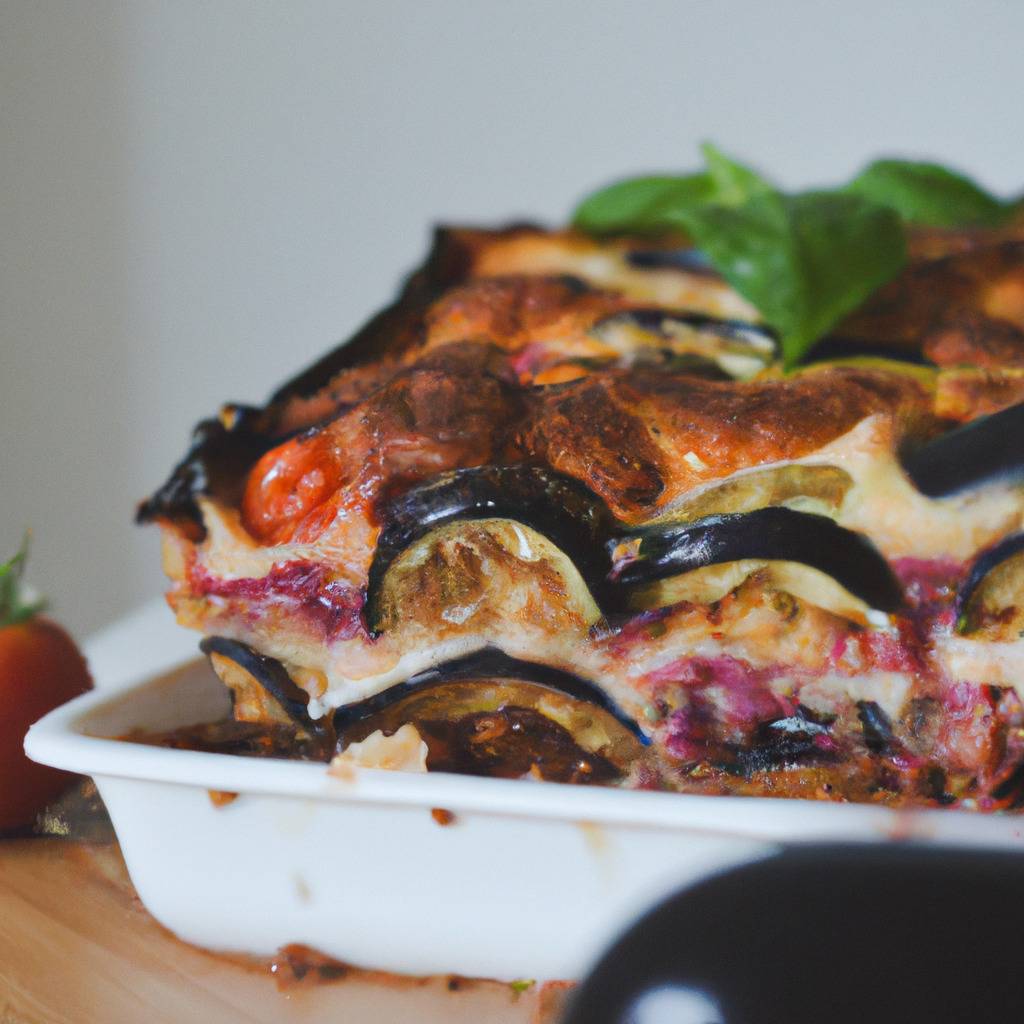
top-left (4, 0), bottom-right (1024, 639)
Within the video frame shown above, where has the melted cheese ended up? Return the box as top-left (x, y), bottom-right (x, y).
top-left (195, 496), bottom-right (375, 587)
top-left (815, 416), bottom-right (1024, 561)
top-left (933, 634), bottom-right (1024, 691)
top-left (472, 236), bottom-right (760, 321)
top-left (329, 724), bottom-right (429, 774)
top-left (654, 415), bottom-right (1024, 561)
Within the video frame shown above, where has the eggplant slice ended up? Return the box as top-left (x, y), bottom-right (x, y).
top-left (590, 309), bottom-right (776, 380)
top-left (333, 648), bottom-right (647, 743)
top-left (333, 649), bottom-right (648, 783)
top-left (902, 401), bottom-right (1024, 497)
top-left (370, 518), bottom-right (603, 636)
top-left (648, 463), bottom-right (854, 525)
top-left (366, 465), bottom-right (618, 633)
top-left (200, 636), bottom-right (329, 740)
top-left (955, 531), bottom-right (1024, 636)
top-left (803, 335), bottom-right (934, 367)
top-left (136, 406), bottom-right (273, 537)
top-left (626, 248), bottom-right (718, 275)
top-left (611, 507), bottom-right (903, 614)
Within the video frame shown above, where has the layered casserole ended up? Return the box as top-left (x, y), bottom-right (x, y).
top-left (138, 215), bottom-right (1024, 808)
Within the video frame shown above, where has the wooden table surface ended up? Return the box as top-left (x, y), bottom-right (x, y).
top-left (0, 785), bottom-right (572, 1024)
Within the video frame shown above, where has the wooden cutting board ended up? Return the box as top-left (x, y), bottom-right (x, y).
top-left (0, 785), bottom-right (572, 1024)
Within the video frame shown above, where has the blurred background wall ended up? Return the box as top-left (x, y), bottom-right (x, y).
top-left (3, 0), bottom-right (1024, 639)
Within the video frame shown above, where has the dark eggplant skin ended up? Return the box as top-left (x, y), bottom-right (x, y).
top-left (612, 507), bottom-right (904, 613)
top-left (730, 712), bottom-right (833, 776)
top-left (593, 307), bottom-right (777, 351)
top-left (331, 647), bottom-right (648, 743)
top-left (271, 226), bottom-right (564, 404)
top-left (589, 308), bottom-right (776, 382)
top-left (268, 226), bottom-right (480, 403)
top-left (365, 464), bottom-right (619, 633)
top-left (626, 248), bottom-right (717, 275)
top-left (136, 406), bottom-right (272, 534)
top-left (136, 226), bottom-right (488, 534)
top-left (802, 335), bottom-right (933, 366)
top-left (856, 700), bottom-right (897, 756)
top-left (199, 636), bottom-right (326, 735)
top-left (902, 400), bottom-right (1024, 498)
top-left (954, 530), bottom-right (1024, 631)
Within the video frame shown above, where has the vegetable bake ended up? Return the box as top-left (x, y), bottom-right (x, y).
top-left (138, 149), bottom-right (1024, 808)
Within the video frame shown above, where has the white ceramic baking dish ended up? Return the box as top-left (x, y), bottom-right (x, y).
top-left (25, 607), bottom-right (1024, 981)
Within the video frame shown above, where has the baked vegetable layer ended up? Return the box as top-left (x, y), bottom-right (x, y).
top-left (139, 223), bottom-right (1024, 807)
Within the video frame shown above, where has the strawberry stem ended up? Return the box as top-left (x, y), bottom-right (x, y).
top-left (0, 533), bottom-right (48, 628)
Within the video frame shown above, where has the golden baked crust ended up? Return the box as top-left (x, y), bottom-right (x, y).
top-left (141, 227), bottom-right (953, 539)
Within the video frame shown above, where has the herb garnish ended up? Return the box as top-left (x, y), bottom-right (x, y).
top-left (844, 159), bottom-right (1013, 229)
top-left (572, 147), bottom-right (1014, 367)
top-left (656, 185), bottom-right (905, 369)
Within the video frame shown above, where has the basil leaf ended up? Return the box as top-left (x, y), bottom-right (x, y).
top-left (572, 174), bottom-right (714, 236)
top-left (845, 159), bottom-right (1010, 228)
top-left (572, 146), bottom-right (769, 236)
top-left (701, 143), bottom-right (772, 207)
top-left (675, 191), bottom-right (907, 368)
top-left (572, 146), bottom-right (914, 366)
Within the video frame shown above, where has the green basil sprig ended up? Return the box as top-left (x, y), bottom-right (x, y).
top-left (677, 190), bottom-right (906, 368)
top-left (573, 143), bottom-right (768, 235)
top-left (844, 159), bottom-right (1012, 229)
top-left (571, 175), bottom-right (715, 237)
top-left (572, 147), bottom-right (1015, 367)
